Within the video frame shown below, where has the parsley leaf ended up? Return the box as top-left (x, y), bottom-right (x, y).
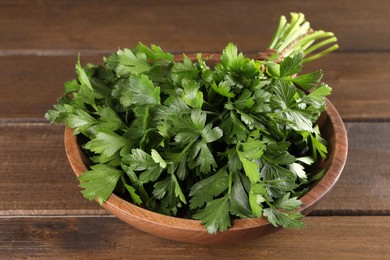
top-left (309, 125), bottom-right (328, 160)
top-left (229, 172), bottom-right (252, 218)
top-left (113, 75), bottom-right (160, 107)
top-left (263, 193), bottom-right (305, 228)
top-left (79, 164), bottom-right (122, 205)
top-left (135, 42), bottom-right (174, 63)
top-left (263, 207), bottom-right (305, 228)
top-left (193, 195), bottom-right (231, 234)
top-left (116, 48), bottom-right (151, 75)
top-left (181, 79), bottom-right (204, 109)
top-left (122, 149), bottom-right (165, 183)
top-left (188, 141), bottom-right (218, 174)
top-left (290, 70), bottom-right (323, 91)
top-left (211, 81), bottom-right (235, 98)
top-left (84, 128), bottom-right (131, 159)
top-left (189, 168), bottom-right (229, 209)
top-left (279, 52), bottom-right (303, 77)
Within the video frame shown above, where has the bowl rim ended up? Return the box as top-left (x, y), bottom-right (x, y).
top-left (64, 97), bottom-right (348, 234)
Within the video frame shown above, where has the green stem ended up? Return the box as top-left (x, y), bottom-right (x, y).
top-left (173, 139), bottom-right (197, 164)
top-left (269, 15), bottom-right (287, 49)
top-left (268, 12), bottom-right (338, 63)
top-left (227, 170), bottom-right (233, 195)
top-left (293, 31), bottom-right (334, 51)
top-left (302, 44), bottom-right (339, 63)
top-left (277, 22), bottom-right (310, 52)
top-left (209, 108), bottom-right (229, 125)
top-left (303, 37), bottom-right (338, 56)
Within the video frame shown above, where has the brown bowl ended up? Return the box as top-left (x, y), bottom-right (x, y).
top-left (64, 55), bottom-right (348, 244)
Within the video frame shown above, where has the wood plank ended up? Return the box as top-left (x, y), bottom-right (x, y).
top-left (0, 123), bottom-right (105, 215)
top-left (0, 216), bottom-right (388, 259)
top-left (1, 53), bottom-right (390, 120)
top-left (314, 122), bottom-right (390, 215)
top-left (0, 55), bottom-right (100, 120)
top-left (0, 0), bottom-right (389, 52)
top-left (0, 123), bottom-right (389, 216)
top-left (304, 53), bottom-right (390, 121)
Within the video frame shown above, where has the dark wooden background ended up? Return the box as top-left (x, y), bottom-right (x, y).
top-left (0, 0), bottom-right (389, 258)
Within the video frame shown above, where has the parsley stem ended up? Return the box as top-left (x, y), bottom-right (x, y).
top-left (302, 44), bottom-right (339, 63)
top-left (269, 15), bottom-right (287, 49)
top-left (303, 37), bottom-right (338, 56)
top-left (173, 139), bottom-right (197, 164)
top-left (209, 108), bottom-right (229, 125)
top-left (269, 12), bottom-right (338, 63)
top-left (227, 170), bottom-right (233, 195)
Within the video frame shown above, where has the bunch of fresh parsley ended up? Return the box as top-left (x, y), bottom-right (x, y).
top-left (46, 12), bottom-right (337, 233)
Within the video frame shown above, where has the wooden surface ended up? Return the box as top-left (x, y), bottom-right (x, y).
top-left (0, 0), bottom-right (389, 258)
top-left (1, 217), bottom-right (389, 259)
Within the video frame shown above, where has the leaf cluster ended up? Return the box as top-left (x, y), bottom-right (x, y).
top-left (46, 41), bottom-right (331, 233)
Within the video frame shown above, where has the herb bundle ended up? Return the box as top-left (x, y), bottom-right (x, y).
top-left (46, 12), bottom-right (338, 233)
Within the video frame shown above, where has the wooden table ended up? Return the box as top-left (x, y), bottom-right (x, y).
top-left (1, 1), bottom-right (389, 258)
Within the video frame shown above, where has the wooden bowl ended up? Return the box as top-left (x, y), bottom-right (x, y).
top-left (64, 55), bottom-right (348, 244)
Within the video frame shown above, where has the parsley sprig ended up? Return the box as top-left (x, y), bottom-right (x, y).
top-left (46, 12), bottom-right (336, 233)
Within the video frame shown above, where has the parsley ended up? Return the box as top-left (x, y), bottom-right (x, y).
top-left (46, 12), bottom-right (338, 233)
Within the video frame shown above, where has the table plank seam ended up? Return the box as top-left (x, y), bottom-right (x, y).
top-left (0, 50), bottom-right (388, 57)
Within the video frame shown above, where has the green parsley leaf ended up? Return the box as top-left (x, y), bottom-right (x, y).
top-left (170, 55), bottom-right (198, 85)
top-left (270, 79), bottom-right (296, 110)
top-left (64, 79), bottom-right (80, 95)
top-left (113, 75), bottom-right (160, 107)
top-left (234, 89), bottom-right (255, 110)
top-left (65, 109), bottom-right (98, 136)
top-left (135, 42), bottom-right (174, 63)
top-left (279, 52), bottom-right (303, 77)
top-left (309, 125), bottom-right (328, 160)
top-left (289, 162), bottom-right (307, 179)
top-left (220, 111), bottom-right (249, 143)
top-left (76, 56), bottom-right (93, 91)
top-left (211, 81), bottom-right (235, 98)
top-left (273, 193), bottom-right (302, 211)
top-left (121, 175), bottom-right (142, 205)
top-left (84, 128), bottom-right (131, 158)
top-left (122, 149), bottom-right (164, 183)
top-left (97, 106), bottom-right (126, 131)
top-left (303, 83), bottom-right (332, 109)
top-left (189, 168), bottom-right (229, 209)
top-left (152, 174), bottom-right (187, 215)
top-left (181, 79), bottom-right (204, 109)
top-left (291, 70), bottom-right (323, 91)
top-left (229, 172), bottom-right (252, 218)
top-left (263, 192), bottom-right (305, 228)
top-left (193, 195), bottom-right (231, 234)
top-left (263, 207), bottom-right (305, 228)
top-left (248, 182), bottom-right (267, 217)
top-left (188, 141), bottom-right (218, 174)
top-left (201, 123), bottom-right (223, 143)
top-left (79, 164), bottom-right (122, 205)
top-left (116, 48), bottom-right (151, 75)
top-left (151, 149), bottom-right (168, 168)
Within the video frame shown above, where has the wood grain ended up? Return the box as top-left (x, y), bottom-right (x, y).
top-left (0, 0), bottom-right (389, 53)
top-left (0, 123), bottom-right (105, 215)
top-left (0, 56), bottom-right (100, 120)
top-left (315, 122), bottom-right (390, 215)
top-left (1, 53), bottom-right (390, 121)
top-left (304, 53), bottom-right (390, 121)
top-left (0, 216), bottom-right (388, 259)
top-left (0, 123), bottom-right (388, 216)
